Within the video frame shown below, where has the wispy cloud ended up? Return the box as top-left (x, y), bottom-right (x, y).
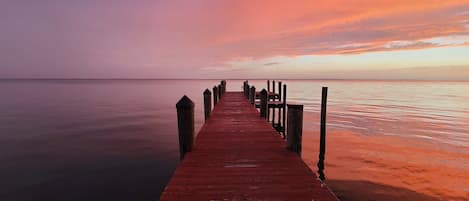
top-left (263, 62), bottom-right (280, 66)
top-left (1, 0), bottom-right (469, 79)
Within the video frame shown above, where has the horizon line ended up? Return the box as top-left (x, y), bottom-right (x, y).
top-left (1, 78), bottom-right (468, 82)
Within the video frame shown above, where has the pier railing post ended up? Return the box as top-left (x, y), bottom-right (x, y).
top-left (272, 80), bottom-right (276, 100)
top-left (260, 89), bottom-right (268, 118)
top-left (243, 81), bottom-right (246, 97)
top-left (213, 86), bottom-right (218, 106)
top-left (221, 80), bottom-right (226, 95)
top-left (218, 84), bottom-right (222, 99)
top-left (219, 80), bottom-right (225, 96)
top-left (250, 86), bottom-right (256, 105)
top-left (269, 80), bottom-right (275, 124)
top-left (287, 104), bottom-right (303, 155)
top-left (203, 89), bottom-right (212, 121)
top-left (318, 87), bottom-right (328, 181)
top-left (244, 80), bottom-right (249, 98)
top-left (282, 84), bottom-right (287, 138)
top-left (176, 96), bottom-right (195, 160)
top-left (267, 80), bottom-right (270, 93)
top-left (277, 81), bottom-right (282, 130)
top-left (246, 84), bottom-right (250, 99)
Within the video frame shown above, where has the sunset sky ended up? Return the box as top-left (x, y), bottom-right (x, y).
top-left (1, 1), bottom-right (469, 80)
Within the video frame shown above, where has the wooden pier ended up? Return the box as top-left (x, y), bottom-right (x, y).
top-left (160, 81), bottom-right (337, 201)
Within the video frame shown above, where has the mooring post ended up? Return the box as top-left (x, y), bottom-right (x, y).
top-left (267, 80), bottom-right (270, 93)
top-left (260, 89), bottom-right (268, 118)
top-left (287, 104), bottom-right (303, 155)
top-left (246, 84), bottom-right (251, 99)
top-left (272, 80), bottom-right (276, 100)
top-left (243, 81), bottom-right (247, 97)
top-left (318, 87), bottom-right (328, 181)
top-left (250, 86), bottom-right (256, 105)
top-left (277, 81), bottom-right (282, 130)
top-left (245, 80), bottom-right (250, 98)
top-left (213, 86), bottom-right (218, 106)
top-left (203, 89), bottom-right (212, 121)
top-left (218, 84), bottom-right (222, 100)
top-left (221, 80), bottom-right (226, 95)
top-left (176, 96), bottom-right (195, 160)
top-left (220, 80), bottom-right (226, 96)
top-left (219, 81), bottom-right (223, 97)
top-left (267, 80), bottom-right (275, 127)
top-left (282, 84), bottom-right (287, 137)
top-left (278, 81), bottom-right (282, 100)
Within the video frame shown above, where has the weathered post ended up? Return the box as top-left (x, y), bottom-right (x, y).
top-left (221, 80), bottom-right (226, 95)
top-left (318, 87), bottom-right (328, 181)
top-left (267, 80), bottom-right (270, 93)
top-left (260, 89), bottom-right (268, 118)
top-left (213, 86), bottom-right (218, 106)
top-left (277, 81), bottom-right (282, 130)
top-left (272, 80), bottom-right (276, 100)
top-left (246, 84), bottom-right (250, 99)
top-left (282, 84), bottom-right (287, 138)
top-left (271, 80), bottom-right (276, 125)
top-left (287, 104), bottom-right (303, 155)
top-left (203, 89), bottom-right (211, 121)
top-left (219, 81), bottom-right (223, 97)
top-left (176, 96), bottom-right (195, 160)
top-left (243, 81), bottom-right (247, 97)
top-left (218, 84), bottom-right (222, 100)
top-left (244, 80), bottom-right (250, 98)
top-left (250, 86), bottom-right (256, 105)
top-left (220, 80), bottom-right (225, 96)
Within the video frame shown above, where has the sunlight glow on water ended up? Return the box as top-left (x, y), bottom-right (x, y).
top-left (1, 79), bottom-right (468, 201)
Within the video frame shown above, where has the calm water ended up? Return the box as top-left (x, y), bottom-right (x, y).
top-left (1, 79), bottom-right (468, 201)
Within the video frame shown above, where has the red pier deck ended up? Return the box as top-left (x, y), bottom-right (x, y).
top-left (160, 92), bottom-right (338, 201)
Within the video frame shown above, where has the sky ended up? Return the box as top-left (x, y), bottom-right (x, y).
top-left (1, 0), bottom-right (469, 80)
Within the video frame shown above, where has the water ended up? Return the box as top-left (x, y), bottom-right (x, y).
top-left (1, 79), bottom-right (468, 201)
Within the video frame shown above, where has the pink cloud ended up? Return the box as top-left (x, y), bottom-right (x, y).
top-left (1, 0), bottom-right (469, 78)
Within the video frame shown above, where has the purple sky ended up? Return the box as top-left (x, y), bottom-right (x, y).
top-left (1, 1), bottom-right (469, 79)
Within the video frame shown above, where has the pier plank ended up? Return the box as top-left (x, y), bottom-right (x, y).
top-left (160, 92), bottom-right (337, 201)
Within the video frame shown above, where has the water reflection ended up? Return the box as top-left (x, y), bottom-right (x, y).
top-left (1, 79), bottom-right (469, 201)
top-left (0, 79), bottom-right (220, 201)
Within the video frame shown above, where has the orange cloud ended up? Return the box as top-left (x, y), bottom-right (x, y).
top-left (2, 1), bottom-right (469, 78)
top-left (190, 0), bottom-right (469, 60)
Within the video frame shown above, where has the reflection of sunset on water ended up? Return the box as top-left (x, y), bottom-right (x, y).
top-left (303, 128), bottom-right (469, 201)
top-left (1, 80), bottom-right (469, 200)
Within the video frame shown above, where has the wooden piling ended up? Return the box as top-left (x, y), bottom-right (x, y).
top-left (176, 95), bottom-right (195, 160)
top-left (278, 81), bottom-right (282, 100)
top-left (277, 81), bottom-right (282, 129)
top-left (223, 80), bottom-right (226, 95)
top-left (219, 81), bottom-right (223, 97)
top-left (246, 83), bottom-right (250, 99)
top-left (203, 89), bottom-right (211, 121)
top-left (243, 80), bottom-right (248, 97)
top-left (221, 80), bottom-right (226, 95)
top-left (267, 80), bottom-right (270, 93)
top-left (218, 84), bottom-right (222, 99)
top-left (282, 84), bottom-right (287, 137)
top-left (250, 86), bottom-right (256, 105)
top-left (267, 80), bottom-right (275, 127)
top-left (287, 104), bottom-right (303, 155)
top-left (260, 89), bottom-right (268, 118)
top-left (318, 87), bottom-right (328, 181)
top-left (272, 80), bottom-right (276, 99)
top-left (213, 86), bottom-right (218, 106)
